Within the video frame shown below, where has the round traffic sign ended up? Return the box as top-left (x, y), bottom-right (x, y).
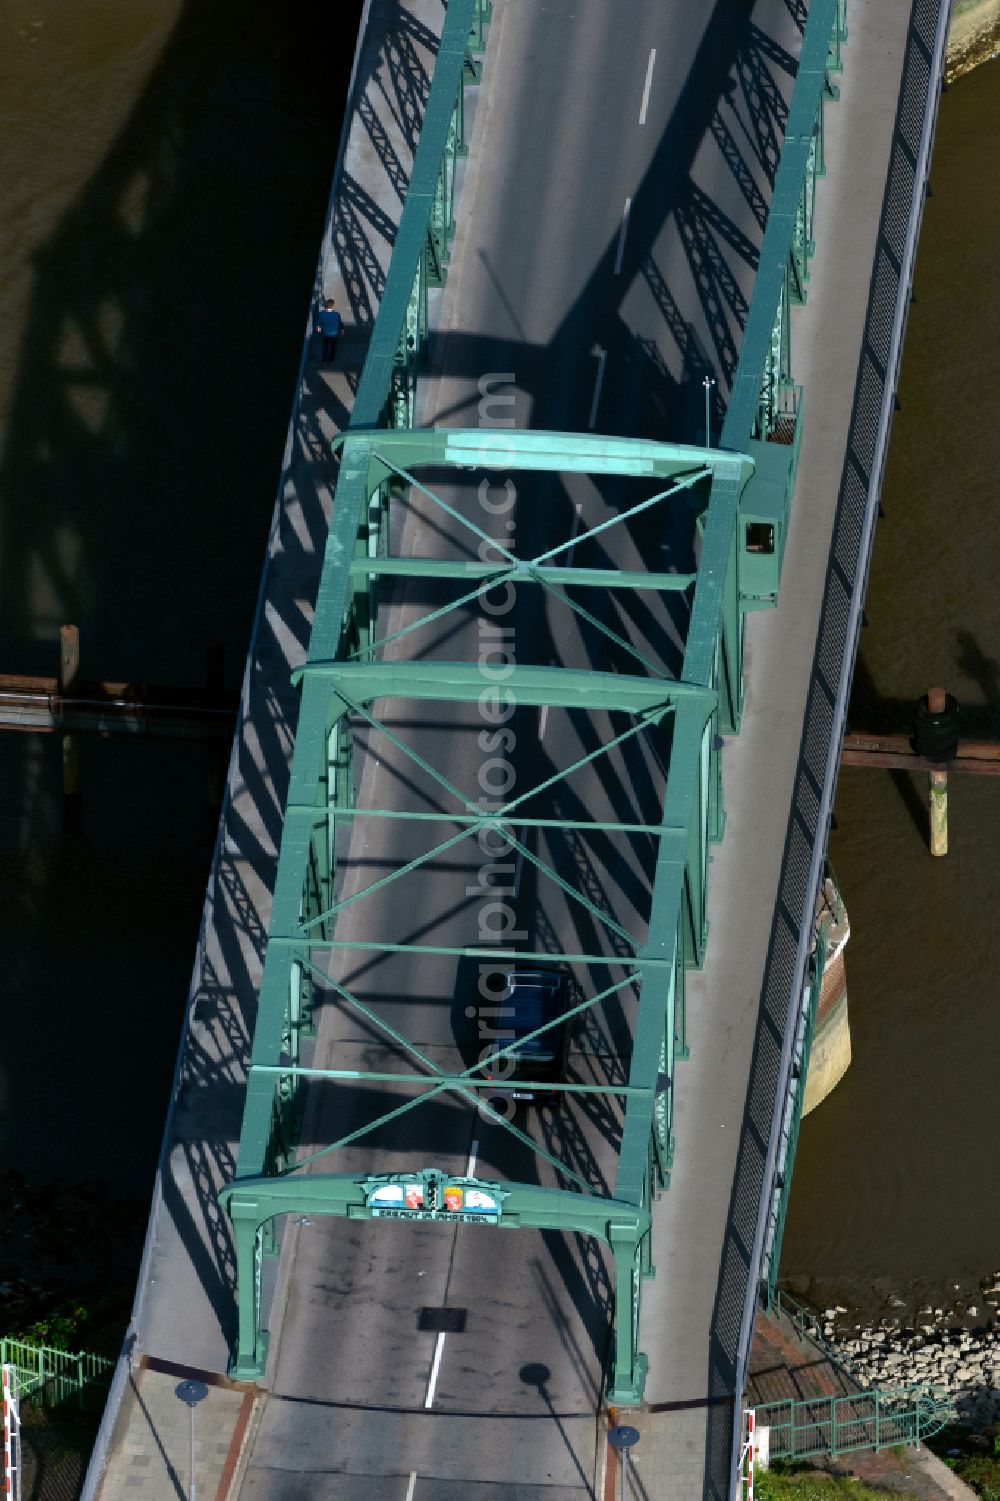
top-left (175, 1380), bottom-right (209, 1407)
top-left (608, 1424), bottom-right (640, 1451)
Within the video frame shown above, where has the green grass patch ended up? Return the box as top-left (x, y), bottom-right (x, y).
top-left (946, 1460), bottom-right (1000, 1501)
top-left (929, 1423), bottom-right (1000, 1499)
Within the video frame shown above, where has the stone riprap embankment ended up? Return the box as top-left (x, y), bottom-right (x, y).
top-left (948, 0), bottom-right (1000, 78)
top-left (817, 1274), bottom-right (1000, 1430)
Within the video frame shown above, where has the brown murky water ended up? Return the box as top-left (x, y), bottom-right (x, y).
top-left (0, 1), bottom-right (359, 1196)
top-left (781, 57), bottom-right (1000, 1318)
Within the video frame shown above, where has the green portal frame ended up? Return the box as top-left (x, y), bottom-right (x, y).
top-left (220, 0), bottom-right (847, 1409)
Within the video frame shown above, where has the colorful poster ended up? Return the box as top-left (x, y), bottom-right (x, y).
top-left (367, 1183), bottom-right (404, 1209)
top-left (364, 1177), bottom-right (502, 1220)
top-left (464, 1187), bottom-right (499, 1216)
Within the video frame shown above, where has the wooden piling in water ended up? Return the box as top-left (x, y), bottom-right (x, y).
top-left (842, 685), bottom-right (967, 856)
top-left (927, 685), bottom-right (948, 857)
top-left (59, 624), bottom-right (81, 797)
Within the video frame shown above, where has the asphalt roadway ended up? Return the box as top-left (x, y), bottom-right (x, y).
top-left (241, 1), bottom-right (801, 1495)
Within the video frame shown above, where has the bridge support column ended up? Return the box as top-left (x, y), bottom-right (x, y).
top-left (606, 1222), bottom-right (648, 1406)
top-left (641, 1162), bottom-right (656, 1282)
top-left (228, 1199), bottom-right (269, 1381)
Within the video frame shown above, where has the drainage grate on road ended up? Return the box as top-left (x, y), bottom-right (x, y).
top-left (418, 1307), bottom-right (467, 1334)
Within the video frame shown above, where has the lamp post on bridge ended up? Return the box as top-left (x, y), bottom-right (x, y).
top-left (703, 376), bottom-right (716, 448)
top-left (608, 1423), bottom-right (640, 1500)
top-left (175, 1380), bottom-right (208, 1501)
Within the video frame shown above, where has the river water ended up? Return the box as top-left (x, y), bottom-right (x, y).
top-left (0, 8), bottom-right (995, 1322)
top-left (780, 57), bottom-right (1000, 1319)
top-left (0, 1), bottom-right (359, 1203)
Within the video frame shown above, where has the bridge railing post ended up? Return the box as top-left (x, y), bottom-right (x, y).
top-left (467, 0), bottom-right (492, 72)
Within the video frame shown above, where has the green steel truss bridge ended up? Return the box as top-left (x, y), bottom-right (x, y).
top-left (220, 0), bottom-right (848, 1406)
top-left (65, 0), bottom-right (956, 1491)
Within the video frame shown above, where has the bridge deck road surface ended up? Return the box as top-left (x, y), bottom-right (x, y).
top-left (237, 1), bottom-right (810, 1497)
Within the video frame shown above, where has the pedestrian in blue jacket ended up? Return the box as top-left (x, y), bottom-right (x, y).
top-left (315, 298), bottom-right (342, 364)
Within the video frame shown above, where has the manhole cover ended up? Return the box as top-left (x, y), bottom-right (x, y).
top-left (418, 1306), bottom-right (467, 1334)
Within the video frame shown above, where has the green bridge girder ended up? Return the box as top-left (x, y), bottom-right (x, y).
top-left (220, 0), bottom-right (849, 1405)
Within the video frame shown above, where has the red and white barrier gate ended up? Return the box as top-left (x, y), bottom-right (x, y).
top-left (2, 1365), bottom-right (21, 1501)
top-left (739, 1406), bottom-right (755, 1499)
top-left (739, 1405), bottom-right (771, 1496)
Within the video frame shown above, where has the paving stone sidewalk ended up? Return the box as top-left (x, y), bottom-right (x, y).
top-left (97, 1365), bottom-right (257, 1501)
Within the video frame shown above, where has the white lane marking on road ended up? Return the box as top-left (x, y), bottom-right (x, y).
top-left (466, 1138), bottom-right (479, 1178)
top-left (405, 1473), bottom-right (418, 1501)
top-left (424, 1331), bottom-right (447, 1409)
top-left (588, 350), bottom-right (607, 430)
top-left (639, 48), bottom-right (657, 124)
top-left (613, 197), bottom-right (632, 276)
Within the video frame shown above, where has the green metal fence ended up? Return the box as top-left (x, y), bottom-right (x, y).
top-left (772, 1288), bottom-right (853, 1378)
top-left (755, 1291), bottom-right (955, 1459)
top-left (755, 1382), bottom-right (953, 1461)
top-left (0, 1338), bottom-right (113, 1409)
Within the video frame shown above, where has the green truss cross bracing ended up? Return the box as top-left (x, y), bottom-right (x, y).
top-left (226, 425), bottom-right (747, 1401)
top-left (220, 0), bottom-right (848, 1405)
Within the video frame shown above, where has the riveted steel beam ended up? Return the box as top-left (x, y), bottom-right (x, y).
top-left (349, 556), bottom-right (697, 592)
top-left (344, 425), bottom-right (749, 485)
top-left (254, 1065), bottom-right (645, 1097)
top-left (294, 658), bottom-right (715, 715)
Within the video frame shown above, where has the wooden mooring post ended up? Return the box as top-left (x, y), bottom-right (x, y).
top-left (0, 627), bottom-right (238, 800)
top-left (926, 686), bottom-right (948, 857)
top-left (59, 624), bottom-right (81, 797)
